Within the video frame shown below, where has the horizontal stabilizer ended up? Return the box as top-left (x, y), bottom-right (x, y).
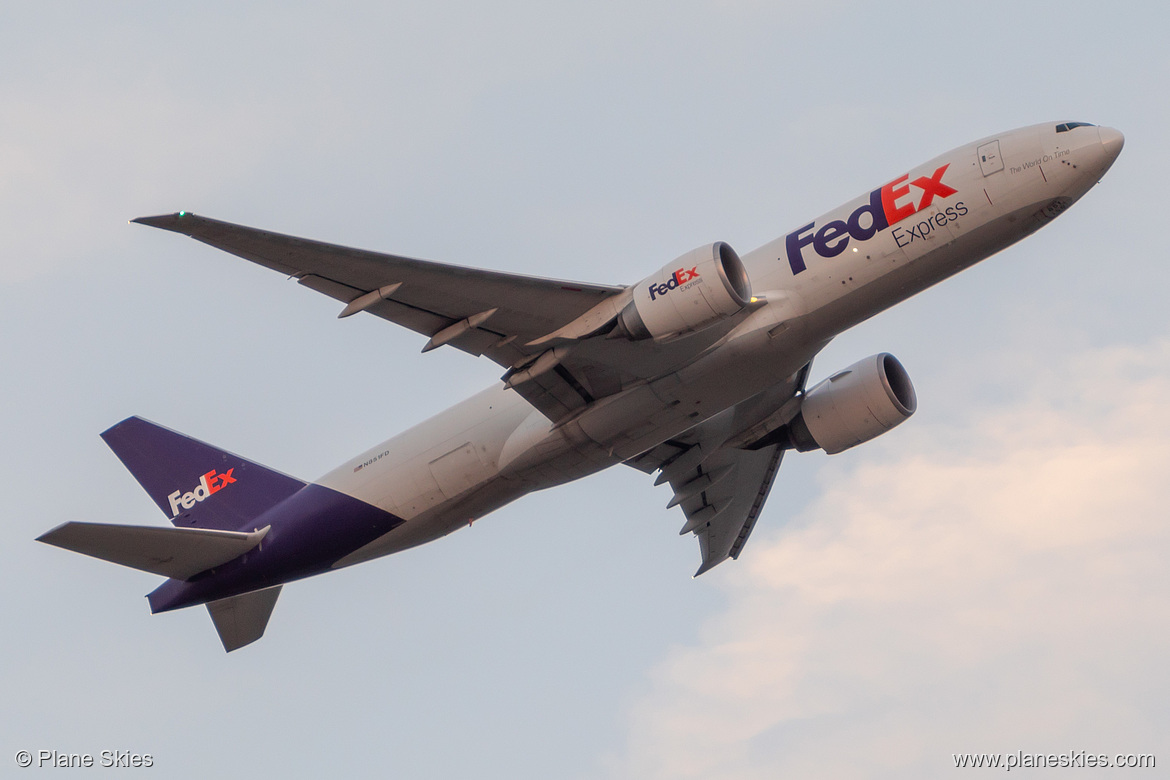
top-left (37, 522), bottom-right (269, 580)
top-left (207, 585), bottom-right (282, 652)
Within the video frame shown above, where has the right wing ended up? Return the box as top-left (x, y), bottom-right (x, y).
top-left (681, 446), bottom-right (784, 576)
top-left (626, 363), bottom-right (811, 575)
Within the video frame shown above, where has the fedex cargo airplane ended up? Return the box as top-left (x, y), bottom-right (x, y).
top-left (40, 121), bottom-right (1123, 651)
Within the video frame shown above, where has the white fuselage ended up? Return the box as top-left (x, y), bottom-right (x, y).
top-left (322, 122), bottom-right (1121, 567)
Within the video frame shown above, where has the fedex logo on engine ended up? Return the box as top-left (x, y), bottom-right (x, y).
top-left (167, 469), bottom-right (236, 517)
top-left (785, 163), bottom-right (963, 275)
top-left (648, 267), bottom-right (700, 300)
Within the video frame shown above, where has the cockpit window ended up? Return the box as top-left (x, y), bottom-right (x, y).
top-left (1056, 122), bottom-right (1095, 133)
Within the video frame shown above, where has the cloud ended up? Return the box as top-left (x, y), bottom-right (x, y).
top-left (608, 339), bottom-right (1170, 779)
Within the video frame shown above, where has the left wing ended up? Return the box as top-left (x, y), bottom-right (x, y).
top-left (626, 364), bottom-right (810, 575)
top-left (134, 212), bottom-right (756, 424)
top-left (134, 212), bottom-right (645, 420)
top-left (132, 212), bottom-right (624, 370)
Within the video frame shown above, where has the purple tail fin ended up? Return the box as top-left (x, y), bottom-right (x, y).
top-left (101, 417), bottom-right (306, 531)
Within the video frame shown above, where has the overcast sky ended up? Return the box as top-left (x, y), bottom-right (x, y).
top-left (3, 2), bottom-right (1167, 778)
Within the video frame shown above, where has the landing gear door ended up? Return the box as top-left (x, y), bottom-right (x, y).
top-left (977, 140), bottom-right (1004, 176)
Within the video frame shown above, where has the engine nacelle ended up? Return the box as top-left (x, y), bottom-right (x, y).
top-left (615, 242), bottom-right (751, 341)
top-left (788, 353), bottom-right (917, 454)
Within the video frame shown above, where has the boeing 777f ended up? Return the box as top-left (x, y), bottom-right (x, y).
top-left (40, 121), bottom-right (1124, 650)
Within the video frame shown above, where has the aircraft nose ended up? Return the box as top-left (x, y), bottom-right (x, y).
top-left (1098, 126), bottom-right (1125, 162)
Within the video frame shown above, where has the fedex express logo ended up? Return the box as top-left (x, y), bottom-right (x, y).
top-left (785, 163), bottom-right (965, 275)
top-left (167, 469), bottom-right (236, 517)
top-left (648, 267), bottom-right (700, 300)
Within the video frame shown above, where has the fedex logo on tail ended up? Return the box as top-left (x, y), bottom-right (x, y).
top-left (648, 267), bottom-right (700, 300)
top-left (167, 469), bottom-right (236, 516)
top-left (786, 163), bottom-right (961, 275)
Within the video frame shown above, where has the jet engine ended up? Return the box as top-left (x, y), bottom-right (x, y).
top-left (784, 353), bottom-right (917, 454)
top-left (614, 242), bottom-right (752, 341)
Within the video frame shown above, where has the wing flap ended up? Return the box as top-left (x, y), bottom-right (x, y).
top-left (363, 294), bottom-right (453, 339)
top-left (297, 273), bottom-right (363, 301)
